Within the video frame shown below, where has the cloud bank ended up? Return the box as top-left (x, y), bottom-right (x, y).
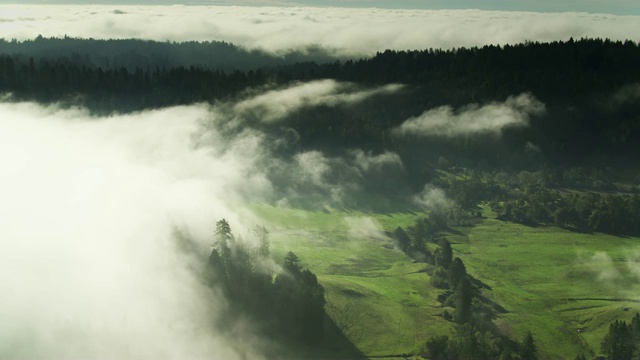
top-left (0, 80), bottom-right (411, 357)
top-left (0, 102), bottom-right (271, 359)
top-left (393, 93), bottom-right (546, 138)
top-left (0, 5), bottom-right (638, 56)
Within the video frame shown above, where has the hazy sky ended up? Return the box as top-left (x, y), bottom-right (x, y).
top-left (0, 0), bottom-right (637, 15)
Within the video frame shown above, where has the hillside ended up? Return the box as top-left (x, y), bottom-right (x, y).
top-left (250, 201), bottom-right (640, 359)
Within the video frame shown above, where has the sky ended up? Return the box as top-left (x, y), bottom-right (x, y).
top-left (0, 0), bottom-right (638, 15)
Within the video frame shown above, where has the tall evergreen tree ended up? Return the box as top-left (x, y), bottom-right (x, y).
top-left (253, 225), bottom-right (270, 257)
top-left (437, 239), bottom-right (453, 269)
top-left (448, 257), bottom-right (467, 287)
top-left (520, 331), bottom-right (538, 360)
top-left (454, 277), bottom-right (473, 324)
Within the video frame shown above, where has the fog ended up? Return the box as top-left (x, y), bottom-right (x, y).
top-left (0, 80), bottom-right (412, 357)
top-left (585, 250), bottom-right (640, 298)
top-left (0, 5), bottom-right (639, 56)
top-left (393, 93), bottom-right (546, 138)
top-left (233, 80), bottom-right (403, 123)
top-left (413, 184), bottom-right (454, 211)
top-left (0, 102), bottom-right (270, 359)
top-left (344, 216), bottom-right (389, 242)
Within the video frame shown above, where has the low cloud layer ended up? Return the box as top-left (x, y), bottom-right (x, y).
top-left (0, 5), bottom-right (638, 56)
top-left (393, 93), bottom-right (546, 138)
top-left (234, 80), bottom-right (403, 123)
top-left (0, 102), bottom-right (270, 359)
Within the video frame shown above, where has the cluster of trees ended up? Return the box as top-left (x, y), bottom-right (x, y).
top-left (598, 313), bottom-right (640, 360)
top-left (392, 202), bottom-right (477, 261)
top-left (393, 214), bottom-right (504, 328)
top-left (206, 219), bottom-right (326, 346)
top-left (492, 189), bottom-right (640, 235)
top-left (393, 217), bottom-right (440, 263)
top-left (424, 328), bottom-right (538, 360)
top-left (393, 216), bottom-right (535, 359)
top-left (431, 168), bottom-right (640, 237)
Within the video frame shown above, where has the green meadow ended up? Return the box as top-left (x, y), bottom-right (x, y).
top-left (451, 211), bottom-right (640, 359)
top-left (251, 203), bottom-right (640, 359)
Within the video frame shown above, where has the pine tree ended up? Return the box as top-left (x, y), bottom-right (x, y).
top-left (448, 257), bottom-right (467, 287)
top-left (520, 331), bottom-right (538, 360)
top-left (253, 225), bottom-right (270, 257)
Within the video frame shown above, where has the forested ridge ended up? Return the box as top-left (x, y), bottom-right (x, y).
top-left (1, 37), bottom-right (639, 167)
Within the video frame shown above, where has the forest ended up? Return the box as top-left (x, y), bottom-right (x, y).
top-left (1, 37), bottom-right (639, 166)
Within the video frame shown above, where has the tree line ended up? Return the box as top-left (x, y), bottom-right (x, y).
top-left (1, 37), bottom-right (640, 167)
top-left (429, 168), bottom-right (640, 237)
top-left (392, 216), bottom-right (538, 359)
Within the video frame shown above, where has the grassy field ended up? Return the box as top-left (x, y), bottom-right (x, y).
top-left (451, 209), bottom-right (640, 359)
top-left (251, 203), bottom-right (640, 359)
top-left (252, 203), bottom-right (453, 357)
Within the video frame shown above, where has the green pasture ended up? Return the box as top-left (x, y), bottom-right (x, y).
top-left (250, 203), bottom-right (640, 359)
top-left (451, 210), bottom-right (640, 359)
top-left (252, 203), bottom-right (453, 356)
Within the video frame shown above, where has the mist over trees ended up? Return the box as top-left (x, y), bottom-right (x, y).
top-left (1, 37), bottom-right (639, 170)
top-left (205, 219), bottom-right (327, 349)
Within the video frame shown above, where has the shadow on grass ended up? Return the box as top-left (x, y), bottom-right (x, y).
top-left (444, 226), bottom-right (466, 236)
top-left (469, 274), bottom-right (493, 291)
top-left (275, 314), bottom-right (368, 359)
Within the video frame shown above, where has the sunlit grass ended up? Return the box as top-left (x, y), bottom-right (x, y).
top-left (454, 213), bottom-right (640, 359)
top-left (251, 202), bottom-right (640, 358)
top-left (251, 202), bottom-right (451, 355)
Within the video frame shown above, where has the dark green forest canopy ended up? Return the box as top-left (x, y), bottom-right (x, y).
top-left (1, 37), bottom-right (639, 168)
